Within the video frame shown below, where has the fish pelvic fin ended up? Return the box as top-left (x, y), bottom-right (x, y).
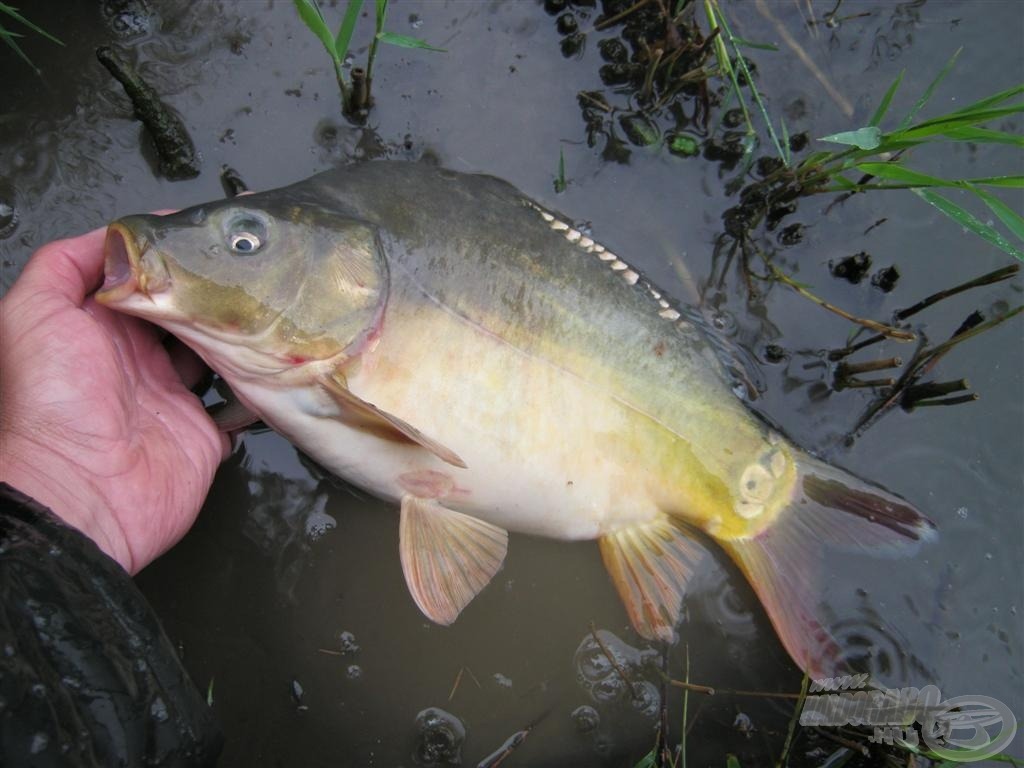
top-left (599, 517), bottom-right (706, 643)
top-left (321, 373), bottom-right (467, 468)
top-left (721, 450), bottom-right (936, 679)
top-left (399, 495), bottom-right (508, 625)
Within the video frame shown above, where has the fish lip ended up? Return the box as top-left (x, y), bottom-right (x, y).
top-left (96, 222), bottom-right (170, 303)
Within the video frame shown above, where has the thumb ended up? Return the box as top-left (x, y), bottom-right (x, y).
top-left (13, 227), bottom-right (108, 307)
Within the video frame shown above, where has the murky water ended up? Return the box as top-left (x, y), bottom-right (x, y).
top-left (2, 1), bottom-right (1021, 765)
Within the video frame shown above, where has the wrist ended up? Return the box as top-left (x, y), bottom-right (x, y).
top-left (0, 432), bottom-right (133, 572)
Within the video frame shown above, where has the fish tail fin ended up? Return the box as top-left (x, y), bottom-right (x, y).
top-left (599, 516), bottom-right (706, 643)
top-left (720, 451), bottom-right (936, 679)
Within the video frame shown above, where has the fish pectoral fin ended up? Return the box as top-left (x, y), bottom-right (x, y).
top-left (399, 495), bottom-right (508, 625)
top-left (207, 382), bottom-right (260, 432)
top-left (599, 517), bottom-right (705, 643)
top-left (320, 374), bottom-right (467, 469)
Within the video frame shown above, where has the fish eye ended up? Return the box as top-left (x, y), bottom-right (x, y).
top-left (230, 231), bottom-right (262, 253)
top-left (226, 214), bottom-right (268, 254)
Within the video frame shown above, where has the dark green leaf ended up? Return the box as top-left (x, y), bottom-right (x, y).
top-left (897, 46), bottom-right (962, 130)
top-left (293, 0), bottom-right (339, 63)
top-left (334, 0), bottom-right (363, 60)
top-left (376, 30), bottom-right (445, 52)
top-left (869, 69), bottom-right (904, 127)
top-left (0, 22), bottom-right (37, 71)
top-left (731, 36), bottom-right (778, 51)
top-left (0, 3), bottom-right (63, 45)
top-left (726, 755), bottom-right (742, 768)
top-left (969, 185), bottom-right (1024, 243)
top-left (375, 0), bottom-right (388, 30)
top-left (631, 749), bottom-right (657, 768)
top-left (820, 126), bottom-right (882, 150)
top-left (912, 188), bottom-right (1023, 261)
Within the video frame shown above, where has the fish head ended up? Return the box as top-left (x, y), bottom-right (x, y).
top-left (96, 195), bottom-right (388, 375)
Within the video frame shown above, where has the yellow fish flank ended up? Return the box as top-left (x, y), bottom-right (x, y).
top-left (97, 161), bottom-right (934, 677)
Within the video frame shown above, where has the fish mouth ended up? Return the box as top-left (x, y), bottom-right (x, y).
top-left (96, 222), bottom-right (171, 304)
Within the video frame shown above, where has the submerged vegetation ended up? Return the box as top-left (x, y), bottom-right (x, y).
top-left (293, 0), bottom-right (443, 120)
top-left (548, 0), bottom-right (1022, 441)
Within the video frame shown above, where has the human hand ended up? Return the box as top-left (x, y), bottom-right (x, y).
top-left (0, 227), bottom-right (229, 573)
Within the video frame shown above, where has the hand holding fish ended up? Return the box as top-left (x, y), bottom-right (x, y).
top-left (0, 228), bottom-right (229, 573)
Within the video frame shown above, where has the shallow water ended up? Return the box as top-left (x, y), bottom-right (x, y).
top-left (1, 1), bottom-right (1021, 765)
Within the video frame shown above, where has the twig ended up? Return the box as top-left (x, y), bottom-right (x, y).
top-left (774, 674), bottom-right (810, 768)
top-left (849, 305), bottom-right (1022, 436)
top-left (812, 726), bottom-right (871, 756)
top-left (764, 260), bottom-right (916, 340)
top-left (753, 0), bottom-right (854, 117)
top-left (448, 667), bottom-right (464, 702)
top-left (595, 0), bottom-right (652, 31)
top-left (895, 264), bottom-right (1020, 320)
top-left (589, 622), bottom-right (644, 702)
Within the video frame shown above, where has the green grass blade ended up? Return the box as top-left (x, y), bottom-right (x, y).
top-left (855, 162), bottom-right (947, 186)
top-left (0, 22), bottom-right (37, 71)
top-left (375, 0), bottom-right (388, 30)
top-left (554, 148), bottom-right (567, 193)
top-left (779, 115), bottom-right (791, 165)
top-left (820, 126), bottom-right (882, 150)
top-left (897, 46), bottom-right (962, 131)
top-left (941, 126), bottom-right (1024, 147)
top-left (0, 2), bottom-right (63, 45)
top-left (869, 69), bottom-right (904, 127)
top-left (856, 163), bottom-right (1024, 189)
top-left (968, 185), bottom-right (1024, 243)
top-left (376, 30), bottom-right (445, 52)
top-left (333, 0), bottom-right (363, 61)
top-left (912, 187), bottom-right (1023, 261)
top-left (731, 36), bottom-right (778, 51)
top-left (893, 105), bottom-right (1024, 141)
top-left (632, 748), bottom-right (658, 768)
top-left (946, 83), bottom-right (1024, 117)
top-left (293, 0), bottom-right (339, 63)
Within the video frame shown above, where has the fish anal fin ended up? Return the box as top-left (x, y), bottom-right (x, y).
top-left (720, 450), bottom-right (936, 679)
top-left (599, 518), bottom-right (705, 643)
top-left (321, 374), bottom-right (467, 468)
top-left (399, 495), bottom-right (508, 625)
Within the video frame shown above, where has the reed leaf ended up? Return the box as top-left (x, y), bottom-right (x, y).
top-left (912, 188), bottom-right (1023, 261)
top-left (896, 46), bottom-right (962, 130)
top-left (334, 0), bottom-right (364, 61)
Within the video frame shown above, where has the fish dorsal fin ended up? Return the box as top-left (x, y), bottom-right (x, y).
top-left (399, 495), bottom-right (508, 625)
top-left (321, 374), bottom-right (467, 468)
top-left (599, 517), bottom-right (705, 642)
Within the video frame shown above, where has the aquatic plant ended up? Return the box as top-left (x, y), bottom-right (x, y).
top-left (0, 2), bottom-right (63, 72)
top-left (293, 0), bottom-right (443, 119)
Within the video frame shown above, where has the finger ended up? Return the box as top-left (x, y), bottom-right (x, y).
top-left (14, 227), bottom-right (107, 306)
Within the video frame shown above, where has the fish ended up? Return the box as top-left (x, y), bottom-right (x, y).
top-left (96, 161), bottom-right (935, 677)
